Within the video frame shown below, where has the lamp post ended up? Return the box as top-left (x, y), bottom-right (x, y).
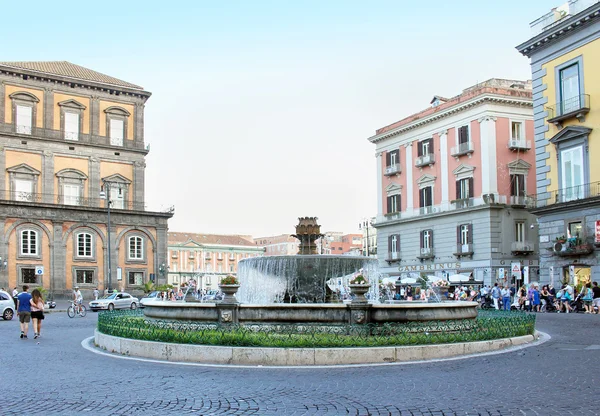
top-left (99, 180), bottom-right (117, 293)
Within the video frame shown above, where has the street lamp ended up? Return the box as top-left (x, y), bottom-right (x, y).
top-left (158, 262), bottom-right (168, 287)
top-left (100, 180), bottom-right (122, 293)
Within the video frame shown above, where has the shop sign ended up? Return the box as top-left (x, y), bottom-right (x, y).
top-left (398, 262), bottom-right (460, 272)
top-left (595, 220), bottom-right (600, 243)
top-left (498, 268), bottom-right (505, 279)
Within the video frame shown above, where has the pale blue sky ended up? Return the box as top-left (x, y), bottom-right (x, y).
top-left (3, 0), bottom-right (556, 237)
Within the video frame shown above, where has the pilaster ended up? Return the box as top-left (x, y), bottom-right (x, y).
top-left (478, 116), bottom-right (498, 194)
top-left (42, 150), bottom-right (54, 203)
top-left (43, 87), bottom-right (54, 130)
top-left (405, 143), bottom-right (414, 211)
top-left (0, 219), bottom-right (7, 290)
top-left (90, 95), bottom-right (100, 137)
top-left (0, 81), bottom-right (5, 124)
top-left (52, 221), bottom-right (65, 297)
top-left (134, 102), bottom-right (144, 144)
top-left (0, 147), bottom-right (5, 198)
top-left (439, 130), bottom-right (449, 204)
top-left (375, 153), bottom-right (383, 216)
top-left (133, 160), bottom-right (145, 206)
top-left (89, 157), bottom-right (101, 203)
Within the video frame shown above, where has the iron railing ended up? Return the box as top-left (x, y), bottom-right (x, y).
top-left (384, 164), bottom-right (401, 176)
top-left (546, 94), bottom-right (590, 121)
top-left (511, 241), bottom-right (534, 252)
top-left (0, 190), bottom-right (147, 211)
top-left (526, 181), bottom-right (600, 209)
top-left (415, 153), bottom-right (435, 167)
top-left (97, 309), bottom-right (536, 348)
top-left (451, 142), bottom-right (474, 156)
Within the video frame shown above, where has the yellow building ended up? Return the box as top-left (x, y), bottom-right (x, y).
top-left (517, 0), bottom-right (600, 286)
top-left (0, 61), bottom-right (173, 298)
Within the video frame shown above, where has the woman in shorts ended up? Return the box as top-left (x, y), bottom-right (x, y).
top-left (30, 288), bottom-right (45, 339)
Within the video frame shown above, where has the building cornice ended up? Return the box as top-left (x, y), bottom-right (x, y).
top-left (516, 3), bottom-right (600, 57)
top-left (367, 95), bottom-right (532, 144)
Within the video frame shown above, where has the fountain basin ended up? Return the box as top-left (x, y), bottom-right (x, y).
top-left (142, 301), bottom-right (478, 324)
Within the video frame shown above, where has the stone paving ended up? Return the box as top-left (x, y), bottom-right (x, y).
top-left (1, 309), bottom-right (598, 416)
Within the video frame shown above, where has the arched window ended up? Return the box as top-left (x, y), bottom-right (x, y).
top-left (20, 229), bottom-right (38, 255)
top-left (10, 91), bottom-right (39, 135)
top-left (77, 232), bottom-right (93, 257)
top-left (128, 236), bottom-right (144, 260)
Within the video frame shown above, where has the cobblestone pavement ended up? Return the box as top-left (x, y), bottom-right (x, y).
top-left (1, 310), bottom-right (598, 416)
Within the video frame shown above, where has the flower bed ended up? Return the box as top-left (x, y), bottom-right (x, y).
top-left (97, 310), bottom-right (535, 349)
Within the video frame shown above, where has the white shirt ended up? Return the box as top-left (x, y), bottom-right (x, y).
top-left (12, 289), bottom-right (18, 297)
top-left (75, 290), bottom-right (83, 301)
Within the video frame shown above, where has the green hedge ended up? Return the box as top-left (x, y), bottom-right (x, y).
top-left (97, 309), bottom-right (535, 349)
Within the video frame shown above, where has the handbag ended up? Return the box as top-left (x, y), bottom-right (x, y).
top-left (525, 300), bottom-right (530, 306)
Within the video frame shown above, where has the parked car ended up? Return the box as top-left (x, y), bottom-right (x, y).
top-left (89, 292), bottom-right (139, 311)
top-left (202, 290), bottom-right (222, 302)
top-left (139, 291), bottom-right (160, 308)
top-left (0, 290), bottom-right (15, 320)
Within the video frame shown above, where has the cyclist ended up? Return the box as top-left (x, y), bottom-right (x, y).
top-left (73, 286), bottom-right (83, 314)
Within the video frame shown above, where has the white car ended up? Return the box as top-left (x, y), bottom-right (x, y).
top-left (0, 290), bottom-right (15, 320)
top-left (139, 291), bottom-right (161, 308)
top-left (89, 292), bottom-right (139, 312)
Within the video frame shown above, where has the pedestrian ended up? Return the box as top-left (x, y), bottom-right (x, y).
top-left (406, 286), bottom-right (413, 301)
top-left (491, 283), bottom-right (501, 310)
top-left (532, 285), bottom-right (541, 312)
top-left (581, 283), bottom-right (594, 313)
top-left (30, 289), bottom-right (45, 339)
top-left (501, 286), bottom-right (511, 311)
top-left (16, 285), bottom-right (32, 339)
top-left (93, 287), bottom-right (99, 301)
top-left (12, 286), bottom-right (18, 310)
top-left (592, 281), bottom-right (600, 314)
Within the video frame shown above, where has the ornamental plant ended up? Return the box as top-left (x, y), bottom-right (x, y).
top-left (350, 275), bottom-right (368, 285)
top-left (220, 275), bottom-right (239, 285)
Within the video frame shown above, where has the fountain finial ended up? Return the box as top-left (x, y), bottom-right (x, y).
top-left (292, 217), bottom-right (324, 255)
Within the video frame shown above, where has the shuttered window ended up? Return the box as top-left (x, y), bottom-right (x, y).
top-left (64, 112), bottom-right (79, 140)
top-left (16, 105), bottom-right (32, 134)
top-left (110, 119), bottom-right (124, 146)
top-left (458, 125), bottom-right (469, 144)
top-left (510, 174), bottom-right (525, 196)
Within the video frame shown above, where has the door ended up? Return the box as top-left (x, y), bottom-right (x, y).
top-left (560, 64), bottom-right (580, 114)
top-left (63, 184), bottom-right (80, 205)
top-left (561, 146), bottom-right (584, 201)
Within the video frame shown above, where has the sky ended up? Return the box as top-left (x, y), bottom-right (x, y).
top-left (2, 0), bottom-right (557, 237)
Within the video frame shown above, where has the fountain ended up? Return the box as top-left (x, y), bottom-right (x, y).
top-left (237, 217), bottom-right (378, 304)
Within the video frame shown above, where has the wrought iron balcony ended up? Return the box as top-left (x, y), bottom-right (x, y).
top-left (546, 94), bottom-right (590, 125)
top-left (386, 251), bottom-right (400, 264)
top-left (0, 190), bottom-right (147, 211)
top-left (451, 198), bottom-right (474, 209)
top-left (384, 212), bottom-right (401, 221)
top-left (417, 247), bottom-right (434, 260)
top-left (511, 241), bottom-right (534, 255)
top-left (508, 139), bottom-right (531, 151)
top-left (526, 181), bottom-right (600, 209)
top-left (415, 153), bottom-right (435, 167)
top-left (384, 164), bottom-right (401, 176)
top-left (509, 195), bottom-right (528, 207)
top-left (454, 243), bottom-right (473, 258)
top-left (451, 142), bottom-right (474, 157)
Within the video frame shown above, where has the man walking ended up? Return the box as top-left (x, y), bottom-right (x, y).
top-left (501, 286), bottom-right (511, 311)
top-left (16, 285), bottom-right (32, 339)
top-left (93, 287), bottom-right (99, 301)
top-left (491, 283), bottom-right (501, 310)
top-left (592, 281), bottom-right (600, 314)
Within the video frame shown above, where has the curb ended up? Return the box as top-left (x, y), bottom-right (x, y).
top-left (91, 330), bottom-right (546, 368)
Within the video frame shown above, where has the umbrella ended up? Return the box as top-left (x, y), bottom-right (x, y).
top-left (448, 274), bottom-right (469, 283)
top-left (399, 277), bottom-right (417, 284)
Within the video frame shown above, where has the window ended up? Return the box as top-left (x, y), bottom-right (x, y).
top-left (386, 149), bottom-right (399, 167)
top-left (511, 122), bottom-right (523, 140)
top-left (561, 146), bottom-right (584, 200)
top-left (456, 178), bottom-right (473, 200)
top-left (77, 233), bottom-right (92, 257)
top-left (388, 234), bottom-right (399, 258)
top-left (76, 270), bottom-right (94, 284)
top-left (229, 265), bottom-right (234, 272)
top-left (110, 186), bottom-right (125, 209)
top-left (63, 183), bottom-right (82, 205)
top-left (457, 224), bottom-right (472, 245)
top-left (418, 138), bottom-right (433, 156)
top-left (419, 186), bottom-right (433, 208)
top-left (14, 179), bottom-right (33, 202)
top-left (20, 230), bottom-right (38, 255)
top-left (387, 194), bottom-right (400, 213)
top-left (110, 119), bottom-right (124, 146)
top-left (458, 125), bottom-right (469, 145)
top-left (128, 236), bottom-right (143, 260)
top-left (218, 264), bottom-right (222, 273)
top-left (510, 174), bottom-right (526, 196)
top-left (421, 229), bottom-right (433, 250)
top-left (515, 222), bottom-right (525, 243)
top-left (64, 112), bottom-right (79, 140)
top-left (568, 221), bottom-right (583, 239)
top-left (56, 169), bottom-right (87, 206)
top-left (16, 105), bottom-right (32, 135)
top-left (128, 271), bottom-right (143, 286)
top-left (560, 63), bottom-right (581, 114)
top-left (21, 268), bottom-right (37, 284)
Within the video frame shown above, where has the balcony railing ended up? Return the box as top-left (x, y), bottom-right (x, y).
top-left (526, 181), bottom-right (600, 209)
top-left (415, 153), bottom-right (435, 167)
top-left (377, 194), bottom-right (509, 225)
top-left (384, 164), bottom-right (401, 176)
top-left (417, 247), bottom-right (434, 259)
top-left (0, 190), bottom-right (147, 211)
top-left (454, 243), bottom-right (473, 257)
top-left (451, 142), bottom-right (474, 157)
top-left (386, 251), bottom-right (400, 263)
top-left (508, 139), bottom-right (531, 151)
top-left (546, 94), bottom-right (590, 124)
top-left (0, 122), bottom-right (147, 151)
top-left (509, 195), bottom-right (528, 207)
top-left (451, 198), bottom-right (474, 209)
top-left (511, 241), bottom-right (534, 254)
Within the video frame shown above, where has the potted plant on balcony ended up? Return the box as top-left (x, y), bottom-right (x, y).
top-left (555, 235), bottom-right (566, 244)
top-left (218, 275), bottom-right (240, 303)
top-left (348, 275), bottom-right (371, 303)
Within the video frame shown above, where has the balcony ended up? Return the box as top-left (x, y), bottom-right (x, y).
top-left (451, 198), bottom-right (474, 209)
top-left (555, 242), bottom-right (594, 257)
top-left (0, 121), bottom-right (147, 152)
top-left (526, 181), bottom-right (600, 209)
top-left (451, 142), bottom-right (474, 157)
top-left (511, 241), bottom-right (534, 255)
top-left (509, 195), bottom-right (528, 207)
top-left (419, 205), bottom-right (438, 215)
top-left (386, 251), bottom-right (400, 264)
top-left (384, 212), bottom-right (401, 221)
top-left (384, 164), bottom-right (401, 176)
top-left (415, 153), bottom-right (435, 168)
top-left (508, 139), bottom-right (531, 151)
top-left (417, 247), bottom-right (434, 260)
top-left (0, 191), bottom-right (147, 211)
top-left (454, 243), bottom-right (473, 258)
top-left (546, 94), bottom-right (590, 126)
top-left (171, 252), bottom-right (178, 259)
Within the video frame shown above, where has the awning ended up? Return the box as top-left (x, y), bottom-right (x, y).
top-left (448, 274), bottom-right (470, 283)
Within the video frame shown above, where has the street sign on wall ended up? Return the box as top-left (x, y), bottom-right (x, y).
top-left (35, 266), bottom-right (44, 275)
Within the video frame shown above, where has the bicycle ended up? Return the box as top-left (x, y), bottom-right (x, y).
top-left (67, 301), bottom-right (87, 318)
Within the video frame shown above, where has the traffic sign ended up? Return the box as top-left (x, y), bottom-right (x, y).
top-left (35, 266), bottom-right (44, 275)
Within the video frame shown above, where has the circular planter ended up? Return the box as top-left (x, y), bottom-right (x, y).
top-left (219, 284), bottom-right (240, 303)
top-left (349, 283), bottom-right (371, 303)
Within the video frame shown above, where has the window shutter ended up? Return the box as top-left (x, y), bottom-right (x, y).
top-left (456, 225), bottom-right (461, 245)
top-left (417, 142), bottom-right (423, 157)
top-left (518, 175), bottom-right (525, 195)
top-left (456, 181), bottom-right (461, 199)
top-left (394, 149), bottom-right (400, 164)
top-left (397, 234), bottom-right (401, 252)
top-left (429, 137), bottom-right (434, 154)
top-left (388, 235), bottom-right (393, 252)
top-left (468, 224), bottom-right (473, 244)
top-left (419, 188), bottom-right (424, 207)
top-left (387, 196), bottom-right (391, 213)
top-left (398, 194), bottom-right (401, 212)
top-left (468, 177), bottom-right (474, 198)
top-left (510, 175), bottom-right (516, 196)
top-left (420, 230), bottom-right (424, 249)
top-left (430, 229), bottom-right (434, 248)
top-left (386, 151), bottom-right (391, 167)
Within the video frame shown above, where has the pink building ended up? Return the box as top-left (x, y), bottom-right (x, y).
top-left (368, 79), bottom-right (538, 286)
top-left (253, 234), bottom-right (299, 256)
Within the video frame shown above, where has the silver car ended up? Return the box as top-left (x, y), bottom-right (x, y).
top-left (0, 290), bottom-right (15, 320)
top-left (89, 292), bottom-right (139, 311)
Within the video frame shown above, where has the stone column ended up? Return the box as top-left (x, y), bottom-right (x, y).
top-left (89, 157), bottom-right (100, 206)
top-left (134, 102), bottom-right (145, 146)
top-left (439, 129), bottom-right (449, 206)
top-left (133, 160), bottom-right (145, 208)
top-left (0, 81), bottom-right (5, 124)
top-left (42, 150), bottom-right (54, 203)
top-left (0, 147), bottom-right (5, 198)
top-left (52, 221), bottom-right (65, 298)
top-left (478, 116), bottom-right (498, 195)
top-left (43, 87), bottom-right (54, 131)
